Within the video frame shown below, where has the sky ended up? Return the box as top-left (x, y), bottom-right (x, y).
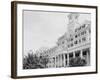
top-left (23, 10), bottom-right (90, 55)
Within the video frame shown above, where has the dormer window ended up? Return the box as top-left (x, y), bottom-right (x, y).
top-left (82, 24), bottom-right (85, 28)
top-left (62, 41), bottom-right (64, 44)
top-left (75, 35), bottom-right (77, 38)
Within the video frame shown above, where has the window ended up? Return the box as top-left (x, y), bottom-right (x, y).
top-left (75, 35), bottom-right (77, 38)
top-left (68, 45), bottom-right (70, 48)
top-left (74, 40), bottom-right (78, 44)
top-left (70, 34), bottom-right (72, 37)
top-left (75, 29), bottom-right (77, 32)
top-left (62, 41), bottom-right (64, 44)
top-left (81, 31), bottom-right (86, 35)
top-left (81, 32), bottom-right (84, 35)
top-left (89, 29), bottom-right (91, 33)
top-left (71, 43), bottom-right (73, 47)
top-left (82, 37), bottom-right (86, 41)
top-left (71, 38), bottom-right (73, 41)
top-left (79, 27), bottom-right (81, 30)
top-left (78, 33), bottom-right (80, 37)
top-left (67, 39), bottom-right (70, 42)
top-left (84, 31), bottom-right (86, 34)
top-left (82, 24), bottom-right (85, 28)
top-left (57, 43), bottom-right (60, 46)
top-left (79, 39), bottom-right (81, 43)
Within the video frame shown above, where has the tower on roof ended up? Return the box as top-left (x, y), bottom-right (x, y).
top-left (67, 13), bottom-right (80, 34)
top-left (68, 13), bottom-right (79, 23)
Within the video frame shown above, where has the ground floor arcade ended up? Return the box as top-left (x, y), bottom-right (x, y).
top-left (47, 47), bottom-right (90, 68)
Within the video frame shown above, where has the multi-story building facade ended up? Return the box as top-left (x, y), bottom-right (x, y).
top-left (46, 13), bottom-right (91, 68)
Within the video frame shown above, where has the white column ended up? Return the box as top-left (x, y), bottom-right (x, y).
top-left (80, 50), bottom-right (83, 58)
top-left (86, 49), bottom-right (90, 66)
top-left (58, 55), bottom-right (60, 67)
top-left (55, 56), bottom-right (56, 68)
top-left (59, 55), bottom-right (61, 67)
top-left (73, 52), bottom-right (75, 58)
top-left (59, 55), bottom-right (60, 67)
top-left (60, 55), bottom-right (61, 67)
top-left (56, 56), bottom-right (58, 67)
top-left (57, 55), bottom-right (58, 67)
top-left (63, 54), bottom-right (66, 67)
top-left (51, 58), bottom-right (53, 67)
top-left (61, 54), bottom-right (63, 67)
top-left (67, 54), bottom-right (69, 66)
top-left (57, 56), bottom-right (59, 67)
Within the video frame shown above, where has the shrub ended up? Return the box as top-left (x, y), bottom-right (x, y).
top-left (69, 57), bottom-right (87, 67)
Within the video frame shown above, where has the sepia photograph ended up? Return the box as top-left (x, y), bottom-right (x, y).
top-left (11, 1), bottom-right (97, 78)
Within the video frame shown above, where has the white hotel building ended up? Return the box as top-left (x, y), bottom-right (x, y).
top-left (44, 13), bottom-right (91, 68)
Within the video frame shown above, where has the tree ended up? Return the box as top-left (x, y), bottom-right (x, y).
top-left (39, 55), bottom-right (49, 67)
top-left (23, 53), bottom-right (40, 69)
top-left (23, 50), bottom-right (49, 69)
